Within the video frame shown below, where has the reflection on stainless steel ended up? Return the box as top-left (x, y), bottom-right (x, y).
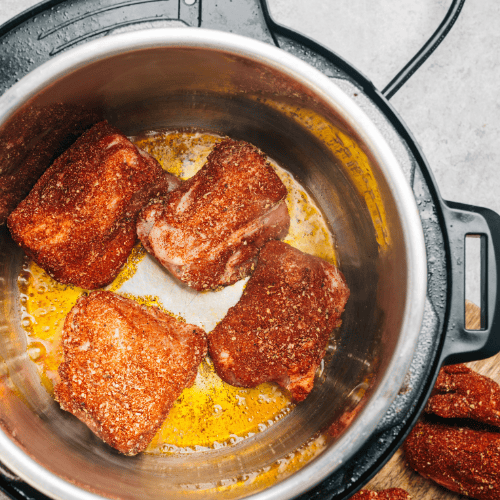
top-left (0, 29), bottom-right (426, 500)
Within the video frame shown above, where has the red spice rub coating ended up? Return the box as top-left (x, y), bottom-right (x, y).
top-left (404, 420), bottom-right (500, 499)
top-left (54, 291), bottom-right (207, 455)
top-left (7, 121), bottom-right (180, 289)
top-left (0, 104), bottom-right (97, 224)
top-left (208, 240), bottom-right (349, 402)
top-left (137, 138), bottom-right (290, 291)
top-left (425, 364), bottom-right (500, 427)
top-left (350, 488), bottom-right (412, 500)
top-left (329, 379), bottom-right (373, 438)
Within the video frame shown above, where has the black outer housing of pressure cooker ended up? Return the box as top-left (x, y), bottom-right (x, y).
top-left (1, 1), bottom-right (500, 499)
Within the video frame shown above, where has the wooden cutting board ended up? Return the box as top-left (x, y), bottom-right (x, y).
top-left (365, 301), bottom-right (493, 499)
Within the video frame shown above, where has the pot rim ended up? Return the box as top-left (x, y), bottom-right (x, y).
top-left (0, 27), bottom-right (427, 500)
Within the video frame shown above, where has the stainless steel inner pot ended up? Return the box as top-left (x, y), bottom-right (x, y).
top-left (0, 29), bottom-right (427, 500)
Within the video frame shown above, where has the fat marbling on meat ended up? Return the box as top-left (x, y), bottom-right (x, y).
top-left (137, 138), bottom-right (290, 291)
top-left (7, 121), bottom-right (180, 290)
top-left (208, 240), bottom-right (350, 402)
top-left (55, 291), bottom-right (207, 455)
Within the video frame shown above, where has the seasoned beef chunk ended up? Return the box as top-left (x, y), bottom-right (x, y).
top-left (208, 241), bottom-right (350, 402)
top-left (405, 420), bottom-right (500, 499)
top-left (0, 104), bottom-right (98, 225)
top-left (425, 363), bottom-right (500, 427)
top-left (55, 291), bottom-right (207, 455)
top-left (405, 365), bottom-right (500, 498)
top-left (7, 121), bottom-right (180, 289)
top-left (137, 138), bottom-right (290, 291)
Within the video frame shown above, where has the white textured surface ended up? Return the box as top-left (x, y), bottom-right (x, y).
top-left (2, 0), bottom-right (497, 305)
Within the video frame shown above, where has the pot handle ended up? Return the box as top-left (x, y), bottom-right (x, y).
top-left (439, 200), bottom-right (500, 365)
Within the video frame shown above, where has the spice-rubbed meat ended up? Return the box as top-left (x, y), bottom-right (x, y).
top-left (350, 489), bottom-right (412, 500)
top-left (425, 364), bottom-right (500, 427)
top-left (404, 420), bottom-right (500, 499)
top-left (404, 365), bottom-right (500, 498)
top-left (208, 241), bottom-right (350, 402)
top-left (54, 291), bottom-right (207, 456)
top-left (137, 138), bottom-right (290, 291)
top-left (0, 104), bottom-right (98, 225)
top-left (7, 121), bottom-right (180, 290)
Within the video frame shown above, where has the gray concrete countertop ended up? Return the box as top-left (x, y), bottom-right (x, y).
top-left (1, 0), bottom-right (497, 302)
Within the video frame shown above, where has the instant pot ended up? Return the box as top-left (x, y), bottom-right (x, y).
top-left (1, 1), bottom-right (500, 499)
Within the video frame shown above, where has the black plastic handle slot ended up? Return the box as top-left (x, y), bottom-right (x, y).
top-left (440, 200), bottom-right (500, 365)
top-left (465, 234), bottom-right (486, 329)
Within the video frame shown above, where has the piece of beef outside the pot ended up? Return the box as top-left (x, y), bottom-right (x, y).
top-left (137, 138), bottom-right (290, 291)
top-left (208, 240), bottom-right (350, 402)
top-left (0, 104), bottom-right (99, 225)
top-left (55, 290), bottom-right (207, 456)
top-left (7, 120), bottom-right (180, 290)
